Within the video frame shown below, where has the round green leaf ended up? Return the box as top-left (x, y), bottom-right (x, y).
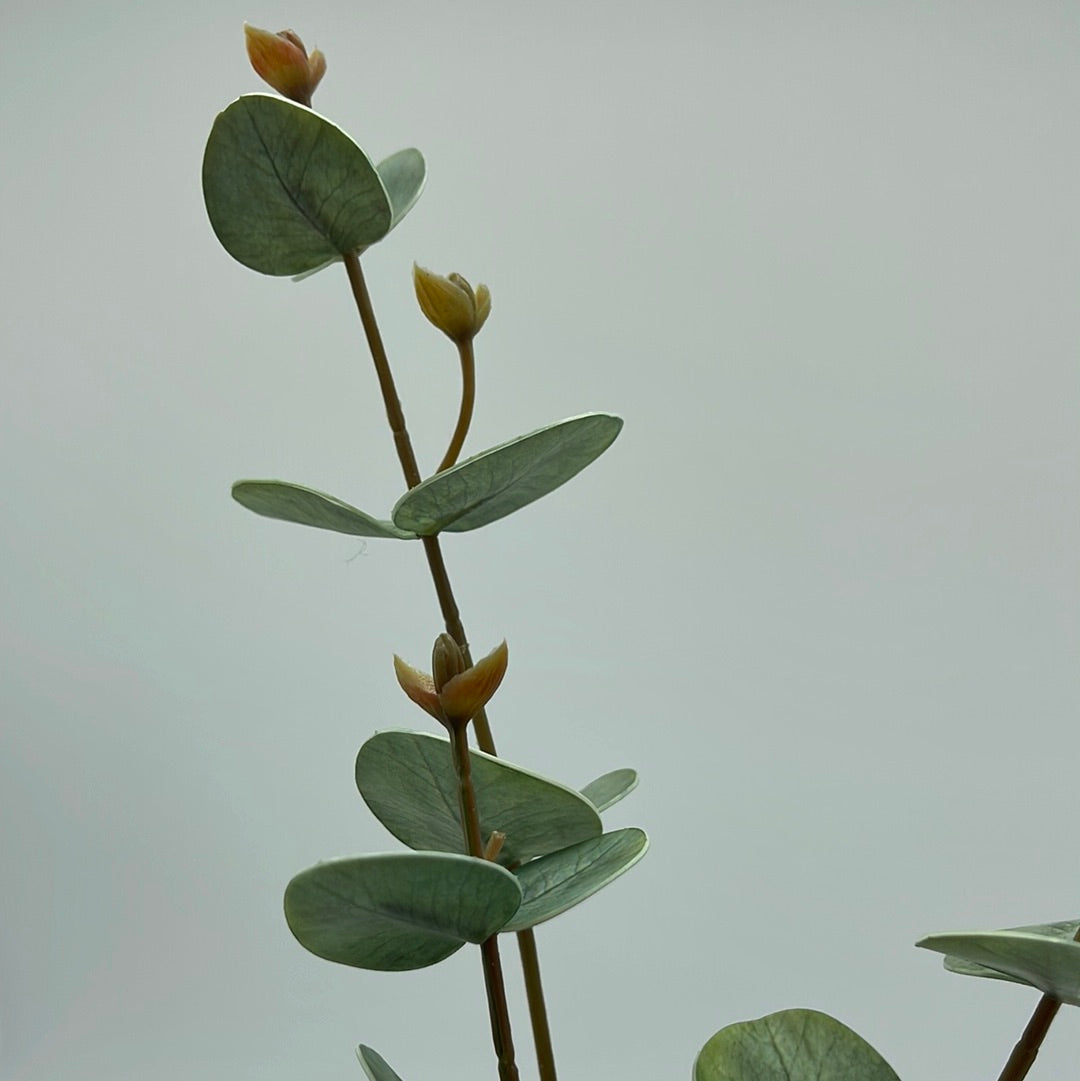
top-left (355, 731), bottom-right (602, 866)
top-left (580, 768), bottom-right (639, 812)
top-left (232, 480), bottom-right (414, 539)
top-left (203, 94), bottom-right (391, 276)
top-left (917, 920), bottom-right (1080, 1005)
top-left (504, 828), bottom-right (648, 932)
top-left (357, 1045), bottom-right (406, 1081)
top-left (391, 413), bottom-right (623, 535)
top-left (695, 1009), bottom-right (900, 1081)
top-left (284, 852), bottom-right (521, 972)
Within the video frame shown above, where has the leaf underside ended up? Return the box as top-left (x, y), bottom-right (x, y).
top-left (918, 919), bottom-right (1080, 1005)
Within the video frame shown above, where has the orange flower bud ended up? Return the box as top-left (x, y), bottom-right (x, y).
top-left (437, 640), bottom-right (508, 726)
top-left (393, 655), bottom-right (442, 722)
top-left (244, 23), bottom-right (326, 107)
top-left (393, 639), bottom-right (508, 730)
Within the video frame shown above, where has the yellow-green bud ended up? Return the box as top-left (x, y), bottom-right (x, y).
top-left (413, 264), bottom-right (491, 345)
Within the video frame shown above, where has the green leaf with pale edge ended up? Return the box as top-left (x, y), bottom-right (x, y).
top-left (695, 1009), bottom-right (901, 1081)
top-left (284, 852), bottom-right (521, 972)
top-left (580, 768), bottom-right (638, 812)
top-left (392, 413), bottom-right (623, 535)
top-left (232, 480), bottom-right (414, 539)
top-left (355, 731), bottom-right (601, 866)
top-left (378, 148), bottom-right (426, 230)
top-left (503, 828), bottom-right (648, 932)
top-left (203, 94), bottom-right (391, 275)
top-left (357, 1046), bottom-right (405, 1081)
top-left (917, 920), bottom-right (1080, 1005)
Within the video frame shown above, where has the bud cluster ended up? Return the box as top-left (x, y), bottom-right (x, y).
top-left (394, 635), bottom-right (508, 730)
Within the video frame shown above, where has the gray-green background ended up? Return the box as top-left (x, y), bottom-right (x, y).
top-left (3, 2), bottom-right (1078, 1078)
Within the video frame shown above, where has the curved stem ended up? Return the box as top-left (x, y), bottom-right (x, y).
top-left (438, 339), bottom-right (476, 472)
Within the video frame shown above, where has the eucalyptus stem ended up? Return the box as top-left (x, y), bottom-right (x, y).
top-left (342, 252), bottom-right (556, 1077)
top-left (518, 928), bottom-right (557, 1081)
top-left (995, 994), bottom-right (1061, 1081)
top-left (437, 339), bottom-right (476, 473)
top-left (994, 924), bottom-right (1080, 1081)
top-left (448, 721), bottom-right (519, 1081)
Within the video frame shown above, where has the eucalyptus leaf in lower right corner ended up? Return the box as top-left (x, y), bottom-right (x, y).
top-left (357, 1045), bottom-right (406, 1081)
top-left (694, 1009), bottom-right (901, 1081)
top-left (917, 919), bottom-right (1080, 1005)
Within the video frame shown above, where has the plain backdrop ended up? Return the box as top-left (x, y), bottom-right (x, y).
top-left (2, 2), bottom-right (1078, 1079)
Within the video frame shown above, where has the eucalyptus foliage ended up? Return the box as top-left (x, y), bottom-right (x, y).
top-left (202, 23), bottom-right (1074, 1081)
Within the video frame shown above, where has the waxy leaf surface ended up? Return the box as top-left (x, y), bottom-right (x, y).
top-left (503, 828), bottom-right (648, 932)
top-left (580, 768), bottom-right (638, 812)
top-left (355, 731), bottom-right (601, 866)
top-left (918, 919), bottom-right (1080, 1005)
top-left (357, 1045), bottom-right (406, 1081)
top-left (284, 852), bottom-right (521, 971)
top-left (203, 94), bottom-right (391, 275)
top-left (289, 148), bottom-right (427, 281)
top-left (378, 148), bottom-right (426, 230)
top-left (392, 413), bottom-right (623, 534)
top-left (694, 1009), bottom-right (900, 1081)
top-left (232, 480), bottom-right (414, 539)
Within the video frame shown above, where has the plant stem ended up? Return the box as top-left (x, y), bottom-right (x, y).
top-left (343, 253), bottom-right (557, 1076)
top-left (995, 993), bottom-right (1061, 1081)
top-left (438, 339), bottom-right (476, 472)
top-left (448, 722), bottom-right (519, 1081)
top-left (343, 253), bottom-right (496, 750)
top-left (994, 924), bottom-right (1080, 1081)
top-left (518, 928), bottom-right (558, 1081)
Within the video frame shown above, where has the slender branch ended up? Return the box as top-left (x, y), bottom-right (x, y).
top-left (518, 928), bottom-right (558, 1081)
top-left (343, 253), bottom-right (423, 489)
top-left (995, 993), bottom-right (1061, 1081)
top-left (438, 339), bottom-right (476, 473)
top-left (448, 723), bottom-right (519, 1081)
top-left (343, 253), bottom-right (559, 1076)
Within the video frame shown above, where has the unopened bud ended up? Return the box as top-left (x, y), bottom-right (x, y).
top-left (437, 640), bottom-right (509, 726)
top-left (431, 634), bottom-right (467, 694)
top-left (393, 639), bottom-right (508, 731)
top-left (244, 23), bottom-right (326, 107)
top-left (413, 264), bottom-right (491, 345)
top-left (393, 654), bottom-right (443, 722)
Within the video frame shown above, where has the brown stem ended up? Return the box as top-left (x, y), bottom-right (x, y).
top-left (342, 254), bottom-right (496, 751)
top-left (448, 723), bottom-right (519, 1081)
top-left (995, 993), bottom-right (1061, 1081)
top-left (518, 928), bottom-right (558, 1081)
top-left (345, 254), bottom-right (547, 1076)
top-left (344, 254), bottom-right (556, 1076)
top-left (438, 339), bottom-right (476, 472)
